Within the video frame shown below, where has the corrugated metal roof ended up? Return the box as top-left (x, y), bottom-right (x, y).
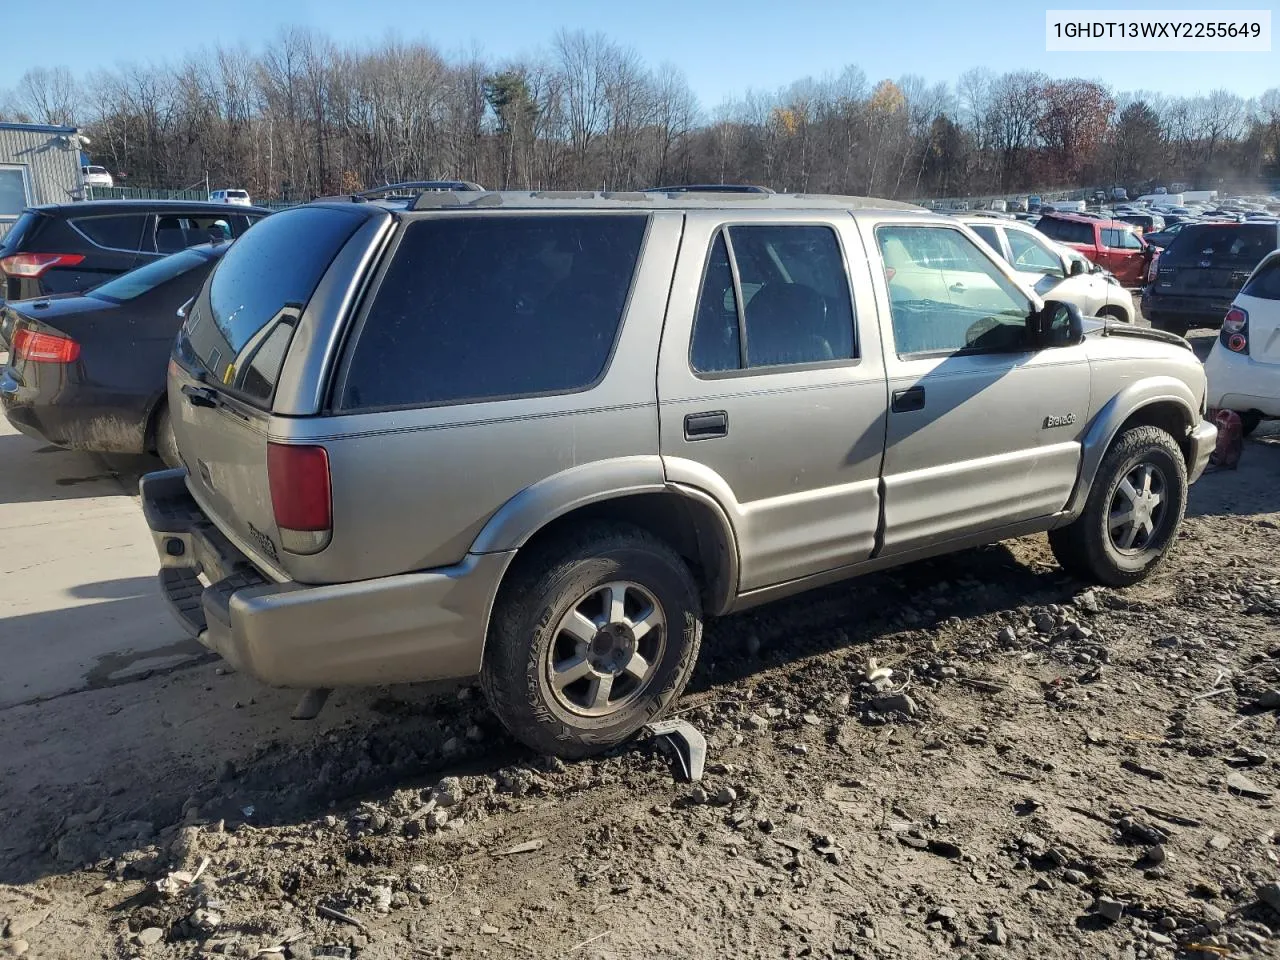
top-left (0, 121), bottom-right (78, 134)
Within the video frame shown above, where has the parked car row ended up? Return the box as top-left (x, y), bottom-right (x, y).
top-left (0, 199), bottom-right (271, 459)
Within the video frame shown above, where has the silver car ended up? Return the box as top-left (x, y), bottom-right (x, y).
top-left (141, 192), bottom-right (1217, 757)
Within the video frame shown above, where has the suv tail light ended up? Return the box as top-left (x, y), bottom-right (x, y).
top-left (267, 442), bottom-right (332, 555)
top-left (1221, 306), bottom-right (1249, 354)
top-left (11, 327), bottom-right (80, 363)
top-left (0, 253), bottom-right (85, 278)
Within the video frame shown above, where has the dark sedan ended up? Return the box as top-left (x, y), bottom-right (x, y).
top-left (1, 242), bottom-right (228, 464)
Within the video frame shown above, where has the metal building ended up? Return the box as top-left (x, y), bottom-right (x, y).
top-left (0, 122), bottom-right (84, 240)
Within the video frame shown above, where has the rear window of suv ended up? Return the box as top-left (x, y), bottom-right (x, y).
top-left (337, 214), bottom-right (648, 411)
top-left (1036, 217), bottom-right (1094, 245)
top-left (174, 205), bottom-right (364, 404)
top-left (1165, 224), bottom-right (1277, 265)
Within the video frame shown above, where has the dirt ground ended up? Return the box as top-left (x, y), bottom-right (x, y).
top-left (2, 332), bottom-right (1279, 960)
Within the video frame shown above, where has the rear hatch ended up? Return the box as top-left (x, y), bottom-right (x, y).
top-left (1155, 223), bottom-right (1278, 300)
top-left (168, 204), bottom-right (371, 574)
top-left (1235, 254), bottom-right (1280, 364)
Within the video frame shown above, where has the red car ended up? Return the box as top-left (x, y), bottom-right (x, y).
top-left (1035, 213), bottom-right (1153, 287)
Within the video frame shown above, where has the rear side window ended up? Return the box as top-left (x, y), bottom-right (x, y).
top-left (176, 205), bottom-right (364, 404)
top-left (690, 224), bottom-right (856, 373)
top-left (72, 215), bottom-right (146, 251)
top-left (1242, 258), bottom-right (1280, 299)
top-left (1038, 218), bottom-right (1094, 245)
top-left (338, 214), bottom-right (647, 410)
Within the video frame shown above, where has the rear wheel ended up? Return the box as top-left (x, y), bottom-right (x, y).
top-left (1238, 410), bottom-right (1263, 437)
top-left (1049, 425), bottom-right (1187, 587)
top-left (153, 405), bottom-right (180, 468)
top-left (481, 523), bottom-right (703, 758)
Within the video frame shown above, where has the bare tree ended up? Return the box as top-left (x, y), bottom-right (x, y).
top-left (17, 67), bottom-right (79, 126)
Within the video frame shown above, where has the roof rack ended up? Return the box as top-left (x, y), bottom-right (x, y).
top-left (643, 184), bottom-right (776, 194)
top-left (390, 190), bottom-right (924, 212)
top-left (350, 180), bottom-right (486, 203)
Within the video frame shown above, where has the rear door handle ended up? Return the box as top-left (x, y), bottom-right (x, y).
top-left (684, 410), bottom-right (728, 440)
top-left (181, 383), bottom-right (218, 409)
top-left (891, 386), bottom-right (925, 413)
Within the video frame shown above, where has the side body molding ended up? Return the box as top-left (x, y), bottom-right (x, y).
top-left (1061, 376), bottom-right (1198, 520)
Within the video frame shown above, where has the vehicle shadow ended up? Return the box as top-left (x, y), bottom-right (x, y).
top-left (0, 537), bottom-right (1079, 889)
top-left (0, 430), bottom-right (157, 504)
top-left (1186, 422), bottom-right (1280, 519)
top-left (688, 539), bottom-right (1072, 696)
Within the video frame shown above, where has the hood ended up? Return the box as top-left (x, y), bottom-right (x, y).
top-left (1083, 317), bottom-right (1193, 351)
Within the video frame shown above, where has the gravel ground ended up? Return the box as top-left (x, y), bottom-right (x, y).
top-left (2, 331), bottom-right (1278, 960)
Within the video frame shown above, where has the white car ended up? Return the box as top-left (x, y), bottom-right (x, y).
top-left (81, 165), bottom-right (113, 188)
top-left (958, 215), bottom-right (1136, 323)
top-left (1204, 249), bottom-right (1280, 435)
top-left (210, 189), bottom-right (252, 206)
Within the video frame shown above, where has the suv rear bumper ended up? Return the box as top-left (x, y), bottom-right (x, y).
top-left (140, 468), bottom-right (512, 688)
top-left (1141, 290), bottom-right (1233, 327)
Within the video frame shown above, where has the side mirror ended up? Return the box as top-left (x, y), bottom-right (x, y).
top-left (1068, 258), bottom-right (1087, 277)
top-left (1034, 299), bottom-right (1084, 348)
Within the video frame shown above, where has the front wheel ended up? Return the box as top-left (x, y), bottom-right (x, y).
top-left (1238, 410), bottom-right (1263, 437)
top-left (1049, 425), bottom-right (1188, 587)
top-left (481, 523), bottom-right (703, 758)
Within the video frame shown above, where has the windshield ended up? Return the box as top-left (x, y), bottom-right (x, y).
top-left (89, 248), bottom-right (213, 302)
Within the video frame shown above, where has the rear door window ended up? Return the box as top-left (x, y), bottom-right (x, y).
top-left (71, 215), bottom-right (146, 251)
top-left (970, 225), bottom-right (1003, 256)
top-left (690, 224), bottom-right (856, 373)
top-left (337, 214), bottom-right (648, 411)
top-left (175, 205), bottom-right (365, 405)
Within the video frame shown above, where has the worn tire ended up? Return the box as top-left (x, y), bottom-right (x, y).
top-left (481, 522), bottom-right (702, 759)
top-left (1049, 425), bottom-right (1187, 587)
top-left (154, 405), bottom-right (181, 468)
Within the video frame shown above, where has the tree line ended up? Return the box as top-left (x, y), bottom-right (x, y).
top-left (3, 27), bottom-right (1278, 202)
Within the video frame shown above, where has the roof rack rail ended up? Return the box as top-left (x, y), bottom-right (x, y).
top-left (351, 180), bottom-right (485, 202)
top-left (643, 183), bottom-right (776, 194)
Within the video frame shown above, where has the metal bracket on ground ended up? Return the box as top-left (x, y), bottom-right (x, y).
top-left (645, 718), bottom-right (707, 783)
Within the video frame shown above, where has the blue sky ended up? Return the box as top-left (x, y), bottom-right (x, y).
top-left (3, 0), bottom-right (1275, 109)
